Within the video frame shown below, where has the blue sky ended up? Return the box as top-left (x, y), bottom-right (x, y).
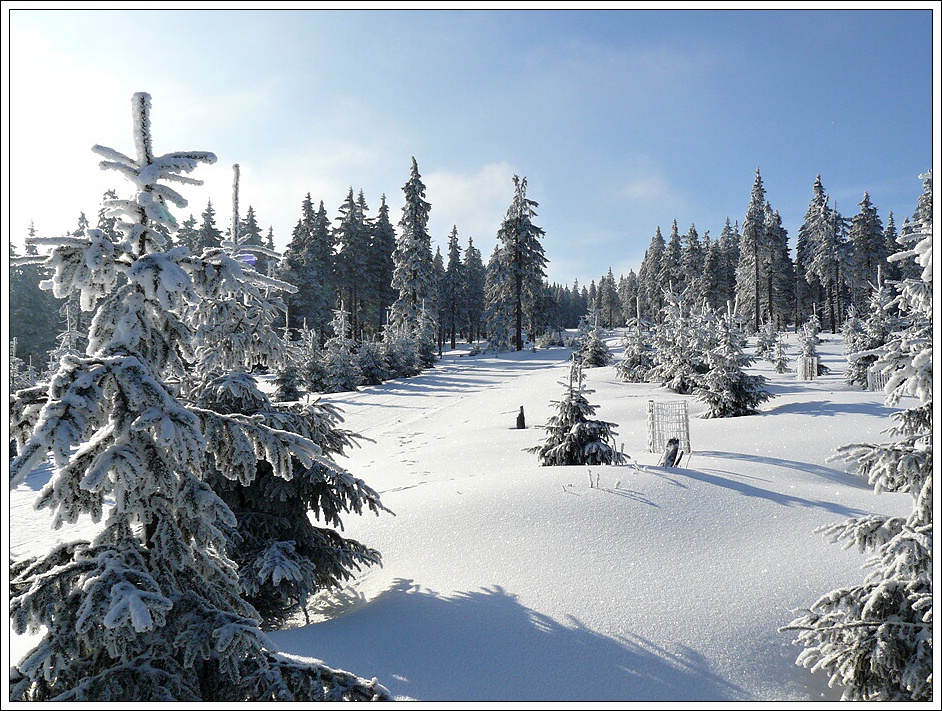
top-left (5, 6), bottom-right (937, 287)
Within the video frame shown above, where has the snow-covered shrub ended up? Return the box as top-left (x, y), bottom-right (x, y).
top-left (356, 337), bottom-right (391, 386)
top-left (318, 307), bottom-right (363, 393)
top-left (783, 170), bottom-right (932, 701)
top-left (535, 330), bottom-right (571, 349)
top-left (382, 323), bottom-right (420, 378)
top-left (694, 309), bottom-right (773, 418)
top-left (755, 318), bottom-right (777, 360)
top-left (573, 307), bottom-right (613, 368)
top-left (615, 323), bottom-right (653, 383)
top-left (772, 332), bottom-right (789, 374)
top-left (647, 293), bottom-right (713, 394)
top-left (8, 93), bottom-right (388, 701)
top-left (529, 361), bottom-right (626, 466)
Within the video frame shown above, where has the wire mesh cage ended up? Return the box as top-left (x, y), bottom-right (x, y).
top-left (867, 363), bottom-right (892, 392)
top-left (647, 399), bottom-right (691, 454)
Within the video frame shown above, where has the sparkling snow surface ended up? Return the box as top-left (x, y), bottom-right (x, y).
top-left (9, 333), bottom-right (911, 702)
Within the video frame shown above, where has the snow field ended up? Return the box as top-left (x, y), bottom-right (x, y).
top-left (265, 333), bottom-right (911, 701)
top-left (8, 332), bottom-right (911, 701)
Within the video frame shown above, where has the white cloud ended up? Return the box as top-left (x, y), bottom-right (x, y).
top-left (422, 162), bottom-right (517, 251)
top-left (620, 175), bottom-right (679, 207)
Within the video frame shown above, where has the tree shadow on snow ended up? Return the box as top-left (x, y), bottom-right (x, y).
top-left (271, 578), bottom-right (750, 702)
top-left (694, 450), bottom-right (872, 492)
top-left (761, 399), bottom-right (897, 418)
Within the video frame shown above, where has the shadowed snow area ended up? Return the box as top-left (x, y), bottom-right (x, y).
top-left (10, 333), bottom-right (911, 701)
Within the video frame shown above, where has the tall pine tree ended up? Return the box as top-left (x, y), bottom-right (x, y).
top-left (494, 175), bottom-right (547, 350)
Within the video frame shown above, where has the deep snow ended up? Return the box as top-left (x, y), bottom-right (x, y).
top-left (7, 332), bottom-right (914, 702)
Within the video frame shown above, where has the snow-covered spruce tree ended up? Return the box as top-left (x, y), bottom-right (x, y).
top-left (572, 305), bottom-right (613, 368)
top-left (755, 318), bottom-right (777, 361)
top-left (496, 175), bottom-right (548, 351)
top-left (271, 362), bottom-right (304, 404)
top-left (694, 307), bottom-right (773, 418)
top-left (772, 331), bottom-right (790, 374)
top-left (388, 157), bottom-right (434, 336)
top-left (647, 291), bottom-right (712, 394)
top-left (187, 172), bottom-right (388, 625)
top-left (192, 372), bottom-right (386, 626)
top-left (381, 321), bottom-right (420, 379)
top-left (8, 93), bottom-right (388, 701)
top-left (318, 305), bottom-right (363, 394)
top-left (483, 245), bottom-right (515, 352)
top-left (615, 319), bottom-right (653, 383)
top-left (783, 171), bottom-right (932, 701)
top-left (355, 337), bottom-right (391, 387)
top-left (843, 276), bottom-right (898, 389)
top-left (529, 361), bottom-right (626, 466)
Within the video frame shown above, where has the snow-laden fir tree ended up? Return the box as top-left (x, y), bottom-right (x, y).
top-left (355, 337), bottom-right (391, 386)
top-left (381, 321), bottom-right (420, 379)
top-left (462, 236), bottom-right (487, 344)
top-left (484, 244), bottom-right (515, 352)
top-left (694, 306), bottom-right (773, 418)
top-left (843, 274), bottom-right (898, 389)
top-left (783, 171), bottom-right (932, 701)
top-left (8, 93), bottom-right (388, 701)
top-left (388, 157), bottom-right (434, 335)
top-left (494, 175), bottom-right (547, 351)
top-left (755, 318), bottom-right (778, 361)
top-left (193, 372), bottom-right (387, 627)
top-left (271, 361), bottom-right (304, 404)
top-left (615, 317), bottom-right (653, 383)
top-left (772, 331), bottom-right (790, 374)
top-left (572, 305), bottom-right (613, 368)
top-left (647, 290), bottom-right (712, 394)
top-left (529, 361), bottom-right (626, 466)
top-left (318, 305), bottom-right (363, 393)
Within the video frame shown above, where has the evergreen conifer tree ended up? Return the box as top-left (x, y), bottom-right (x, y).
top-left (648, 291), bottom-right (712, 394)
top-left (659, 220), bottom-right (683, 293)
top-left (195, 199), bottom-right (224, 253)
top-left (484, 245), bottom-right (515, 351)
top-left (369, 194), bottom-right (398, 330)
top-left (736, 168), bottom-right (768, 332)
top-left (694, 307), bottom-right (773, 418)
top-left (319, 305), bottom-right (363, 393)
top-left (462, 236), bottom-right (486, 344)
top-left (494, 175), bottom-right (547, 350)
top-left (615, 316), bottom-right (652, 384)
top-left (573, 305), bottom-right (613, 368)
top-left (9, 228), bottom-right (62, 368)
top-left (783, 171), bottom-right (932, 701)
top-left (772, 331), bottom-right (789, 374)
top-left (442, 225), bottom-right (465, 349)
top-left (8, 92), bottom-right (388, 702)
top-left (846, 192), bottom-right (887, 311)
top-left (795, 176), bottom-right (829, 327)
top-left (529, 361), bottom-right (626, 466)
top-left (389, 157), bottom-right (434, 335)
